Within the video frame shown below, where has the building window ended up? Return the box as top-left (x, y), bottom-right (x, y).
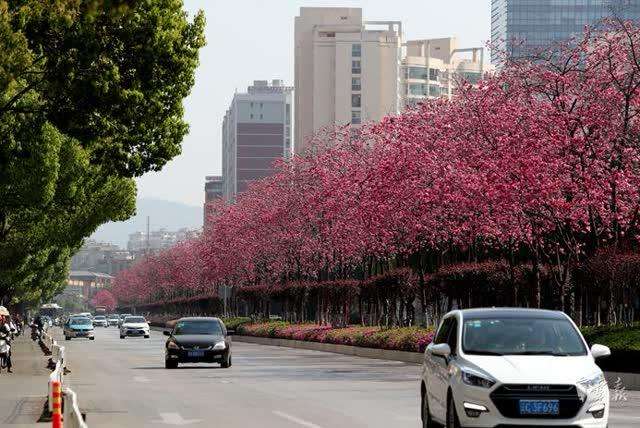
top-left (352, 60), bottom-right (361, 74)
top-left (351, 110), bottom-right (361, 124)
top-left (260, 113), bottom-right (263, 119)
top-left (250, 113), bottom-right (254, 119)
top-left (250, 102), bottom-right (254, 108)
top-left (352, 77), bottom-right (361, 91)
top-left (352, 94), bottom-right (361, 108)
top-left (429, 68), bottom-right (439, 81)
top-left (407, 66), bottom-right (428, 80)
top-left (352, 43), bottom-right (361, 57)
top-left (285, 104), bottom-right (291, 124)
top-left (260, 102), bottom-right (263, 108)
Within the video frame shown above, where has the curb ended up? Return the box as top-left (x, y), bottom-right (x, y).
top-left (232, 335), bottom-right (424, 364)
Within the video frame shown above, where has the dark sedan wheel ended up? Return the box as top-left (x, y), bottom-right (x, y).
top-left (221, 353), bottom-right (232, 368)
top-left (446, 395), bottom-right (461, 428)
top-left (165, 359), bottom-right (178, 369)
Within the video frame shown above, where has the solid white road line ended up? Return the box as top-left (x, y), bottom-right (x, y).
top-left (272, 410), bottom-right (323, 428)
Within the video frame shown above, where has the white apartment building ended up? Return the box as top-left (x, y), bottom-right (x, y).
top-left (294, 7), bottom-right (488, 154)
top-left (402, 38), bottom-right (488, 109)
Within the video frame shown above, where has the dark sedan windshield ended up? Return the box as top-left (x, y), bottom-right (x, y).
top-left (174, 320), bottom-right (222, 335)
top-left (463, 317), bottom-right (587, 356)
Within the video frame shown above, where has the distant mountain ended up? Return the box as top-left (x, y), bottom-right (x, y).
top-left (91, 198), bottom-right (203, 248)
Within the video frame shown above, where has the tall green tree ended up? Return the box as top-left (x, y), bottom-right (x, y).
top-left (0, 0), bottom-right (205, 304)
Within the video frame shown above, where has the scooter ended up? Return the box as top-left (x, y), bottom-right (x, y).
top-left (0, 336), bottom-right (10, 372)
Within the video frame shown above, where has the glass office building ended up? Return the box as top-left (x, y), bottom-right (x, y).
top-left (491, 0), bottom-right (640, 64)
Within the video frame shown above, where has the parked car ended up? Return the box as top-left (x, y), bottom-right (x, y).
top-left (420, 308), bottom-right (610, 428)
top-left (118, 313), bottom-right (132, 327)
top-left (63, 317), bottom-right (95, 341)
top-left (120, 316), bottom-right (150, 339)
top-left (92, 315), bottom-right (108, 327)
top-left (107, 314), bottom-right (120, 326)
top-left (163, 317), bottom-right (231, 369)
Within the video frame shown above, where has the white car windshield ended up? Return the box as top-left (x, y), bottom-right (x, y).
top-left (462, 317), bottom-right (587, 356)
top-left (124, 317), bottom-right (146, 323)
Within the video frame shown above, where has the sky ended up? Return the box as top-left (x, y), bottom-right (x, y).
top-left (135, 0), bottom-right (491, 207)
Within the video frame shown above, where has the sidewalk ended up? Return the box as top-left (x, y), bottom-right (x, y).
top-left (0, 334), bottom-right (50, 427)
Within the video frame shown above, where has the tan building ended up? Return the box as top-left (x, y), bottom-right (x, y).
top-left (295, 7), bottom-right (402, 153)
top-left (294, 7), bottom-right (490, 154)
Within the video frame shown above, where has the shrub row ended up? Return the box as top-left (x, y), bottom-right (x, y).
top-left (237, 321), bottom-right (435, 353)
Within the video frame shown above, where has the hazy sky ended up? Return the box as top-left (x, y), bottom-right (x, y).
top-left (135, 0), bottom-right (491, 207)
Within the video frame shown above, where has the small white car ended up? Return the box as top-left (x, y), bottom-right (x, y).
top-left (92, 315), bottom-right (108, 327)
top-left (421, 308), bottom-right (611, 428)
top-left (119, 316), bottom-right (150, 339)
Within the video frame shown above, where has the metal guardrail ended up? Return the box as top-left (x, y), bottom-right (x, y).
top-left (63, 387), bottom-right (88, 428)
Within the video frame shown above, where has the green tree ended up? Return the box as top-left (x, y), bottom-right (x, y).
top-left (0, 0), bottom-right (205, 304)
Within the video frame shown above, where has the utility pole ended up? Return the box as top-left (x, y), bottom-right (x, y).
top-left (146, 215), bottom-right (150, 260)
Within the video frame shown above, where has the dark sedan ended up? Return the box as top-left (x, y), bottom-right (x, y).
top-left (163, 317), bottom-right (232, 369)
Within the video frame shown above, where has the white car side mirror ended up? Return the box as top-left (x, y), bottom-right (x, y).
top-left (430, 343), bottom-right (452, 358)
top-left (591, 344), bottom-right (611, 360)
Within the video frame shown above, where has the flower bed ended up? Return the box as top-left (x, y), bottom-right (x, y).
top-left (237, 322), bottom-right (435, 353)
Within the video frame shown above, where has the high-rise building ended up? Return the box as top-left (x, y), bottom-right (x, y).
top-left (295, 7), bottom-right (402, 154)
top-left (491, 0), bottom-right (640, 65)
top-left (222, 80), bottom-right (293, 201)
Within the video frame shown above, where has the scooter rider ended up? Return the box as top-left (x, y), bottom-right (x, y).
top-left (0, 315), bottom-right (13, 373)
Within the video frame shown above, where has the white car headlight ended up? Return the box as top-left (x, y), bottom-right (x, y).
top-left (579, 372), bottom-right (606, 392)
top-left (213, 341), bottom-right (226, 351)
top-left (461, 370), bottom-right (496, 389)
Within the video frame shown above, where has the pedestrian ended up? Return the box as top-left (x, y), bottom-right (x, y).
top-left (0, 315), bottom-right (13, 373)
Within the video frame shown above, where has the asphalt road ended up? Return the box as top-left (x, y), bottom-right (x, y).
top-left (52, 327), bottom-right (640, 428)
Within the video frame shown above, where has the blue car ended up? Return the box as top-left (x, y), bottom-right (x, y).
top-left (64, 317), bottom-right (95, 341)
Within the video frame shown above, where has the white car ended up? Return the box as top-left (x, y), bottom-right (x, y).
top-left (421, 308), bottom-right (611, 428)
top-left (92, 315), bottom-right (108, 327)
top-left (119, 316), bottom-right (150, 339)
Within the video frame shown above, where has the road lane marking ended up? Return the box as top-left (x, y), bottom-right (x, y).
top-left (273, 411), bottom-right (323, 428)
top-left (133, 376), bottom-right (149, 383)
top-left (152, 412), bottom-right (202, 425)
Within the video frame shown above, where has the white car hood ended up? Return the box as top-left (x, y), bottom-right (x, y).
top-left (122, 323), bottom-right (148, 329)
top-left (463, 354), bottom-right (599, 384)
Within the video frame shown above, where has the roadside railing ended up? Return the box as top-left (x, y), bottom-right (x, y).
top-left (42, 328), bottom-right (88, 426)
top-left (63, 387), bottom-right (88, 428)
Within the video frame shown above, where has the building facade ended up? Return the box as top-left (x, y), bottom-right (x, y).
top-left (127, 228), bottom-right (200, 256)
top-left (491, 0), bottom-right (640, 64)
top-left (204, 175), bottom-right (223, 224)
top-left (222, 80), bottom-right (293, 201)
top-left (71, 240), bottom-right (134, 276)
top-left (294, 7), bottom-right (489, 153)
top-left (402, 38), bottom-right (487, 108)
top-left (295, 7), bottom-right (402, 154)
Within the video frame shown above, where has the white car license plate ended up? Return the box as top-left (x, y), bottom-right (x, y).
top-left (519, 400), bottom-right (559, 415)
top-left (188, 350), bottom-right (205, 357)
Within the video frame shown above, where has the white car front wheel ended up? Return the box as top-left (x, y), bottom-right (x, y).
top-left (421, 388), bottom-right (434, 428)
top-left (447, 395), bottom-right (461, 428)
